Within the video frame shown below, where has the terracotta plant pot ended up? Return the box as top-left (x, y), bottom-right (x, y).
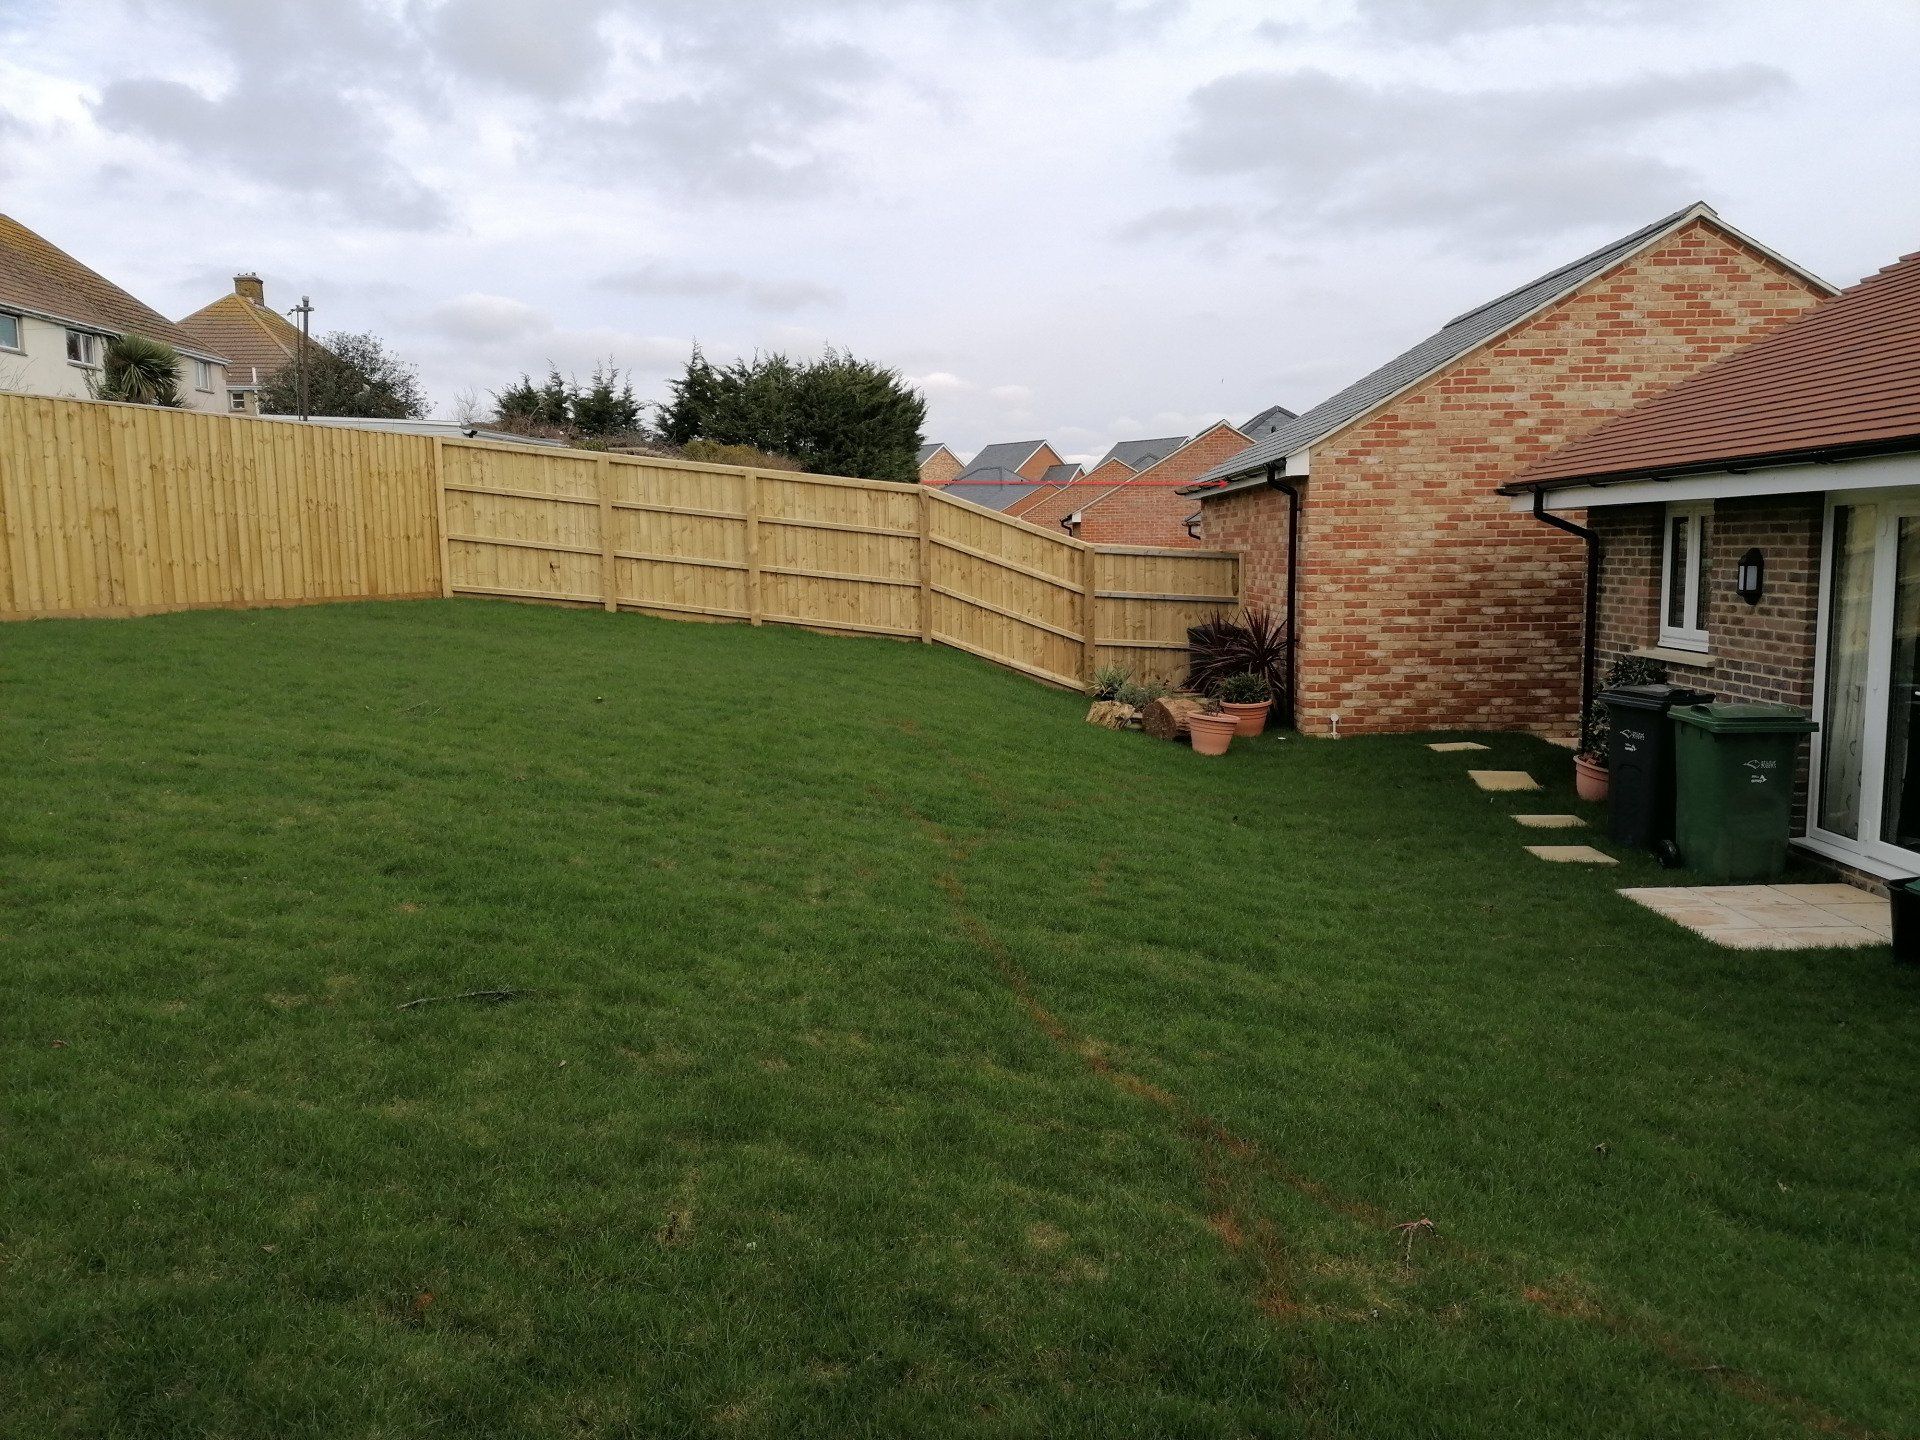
top-left (1573, 753), bottom-right (1609, 803)
top-left (1188, 711), bottom-right (1237, 756)
top-left (1219, 699), bottom-right (1272, 737)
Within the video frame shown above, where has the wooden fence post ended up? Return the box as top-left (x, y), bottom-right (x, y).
top-left (918, 485), bottom-right (933, 643)
top-left (433, 436), bottom-right (453, 598)
top-left (597, 453), bottom-right (617, 612)
top-left (1080, 542), bottom-right (1097, 688)
top-left (745, 470), bottom-right (762, 625)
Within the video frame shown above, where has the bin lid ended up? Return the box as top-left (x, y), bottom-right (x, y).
top-left (1669, 702), bottom-right (1818, 735)
top-left (1600, 683), bottom-right (1716, 711)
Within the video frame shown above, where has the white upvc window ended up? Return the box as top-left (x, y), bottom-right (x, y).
top-left (229, 390), bottom-right (248, 412)
top-left (0, 311), bottom-right (21, 352)
top-left (193, 358), bottom-right (214, 391)
top-left (65, 330), bottom-right (103, 367)
top-left (1659, 501), bottom-right (1712, 652)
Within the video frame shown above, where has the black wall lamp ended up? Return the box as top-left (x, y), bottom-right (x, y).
top-left (1736, 547), bottom-right (1765, 605)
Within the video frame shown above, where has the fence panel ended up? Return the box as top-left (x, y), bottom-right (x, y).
top-left (2, 394), bottom-right (1237, 693)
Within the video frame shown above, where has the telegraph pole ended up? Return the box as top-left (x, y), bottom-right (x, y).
top-left (289, 296), bottom-right (314, 420)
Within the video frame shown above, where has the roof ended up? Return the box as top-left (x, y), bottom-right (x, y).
top-left (0, 213), bottom-right (224, 361)
top-left (941, 481), bottom-right (1048, 511)
top-left (916, 442), bottom-right (955, 465)
top-left (1240, 404), bottom-right (1297, 436)
top-left (176, 291), bottom-right (310, 388)
top-left (1040, 462), bottom-right (1082, 484)
top-left (958, 440), bottom-right (1048, 478)
top-left (1510, 248), bottom-right (1920, 489)
top-left (1094, 435), bottom-right (1186, 472)
top-left (1194, 202), bottom-right (1837, 492)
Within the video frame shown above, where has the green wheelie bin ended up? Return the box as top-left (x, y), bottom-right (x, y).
top-left (1669, 703), bottom-right (1818, 883)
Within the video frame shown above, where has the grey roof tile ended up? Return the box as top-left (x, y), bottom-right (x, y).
top-left (1040, 462), bottom-right (1082, 483)
top-left (941, 482), bottom-right (1047, 511)
top-left (1197, 203), bottom-right (1708, 488)
top-left (958, 439), bottom-right (1047, 478)
top-left (1240, 404), bottom-right (1297, 436)
top-left (1095, 435), bottom-right (1186, 472)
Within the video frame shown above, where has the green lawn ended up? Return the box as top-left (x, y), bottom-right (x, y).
top-left (4, 600), bottom-right (1917, 1439)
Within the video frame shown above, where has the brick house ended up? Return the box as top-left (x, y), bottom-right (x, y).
top-left (1506, 245), bottom-right (1920, 885)
top-left (1020, 422), bottom-right (1268, 548)
top-left (939, 440), bottom-right (1072, 511)
top-left (1184, 203), bottom-right (1834, 736)
top-left (917, 442), bottom-right (963, 484)
top-left (176, 273), bottom-right (316, 414)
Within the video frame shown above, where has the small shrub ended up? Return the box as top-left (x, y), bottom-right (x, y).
top-left (1115, 681), bottom-right (1153, 709)
top-left (1090, 665), bottom-right (1130, 701)
top-left (1217, 672), bottom-right (1270, 704)
top-left (1187, 608), bottom-right (1287, 703)
top-left (1580, 656), bottom-right (1673, 759)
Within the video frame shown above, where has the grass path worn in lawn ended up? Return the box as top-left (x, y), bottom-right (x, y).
top-left (4, 600), bottom-right (1918, 1438)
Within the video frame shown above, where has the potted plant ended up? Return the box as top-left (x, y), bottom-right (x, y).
top-left (1188, 697), bottom-right (1238, 756)
top-left (1215, 671), bottom-right (1273, 736)
top-left (1574, 699), bottom-right (1610, 802)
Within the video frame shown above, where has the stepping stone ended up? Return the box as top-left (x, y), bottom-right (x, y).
top-left (1512, 814), bottom-right (1585, 829)
top-left (1428, 741), bottom-right (1490, 752)
top-left (1524, 844), bottom-right (1616, 864)
top-left (1469, 769), bottom-right (1539, 792)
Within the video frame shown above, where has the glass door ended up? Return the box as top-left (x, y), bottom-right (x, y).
top-left (1809, 493), bottom-right (1920, 870)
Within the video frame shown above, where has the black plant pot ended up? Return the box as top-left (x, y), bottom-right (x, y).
top-left (1889, 879), bottom-right (1920, 966)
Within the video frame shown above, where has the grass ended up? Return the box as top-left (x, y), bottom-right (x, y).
top-left (4, 599), bottom-right (1917, 1439)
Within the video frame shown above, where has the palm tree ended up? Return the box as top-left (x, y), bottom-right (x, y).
top-left (94, 333), bottom-right (183, 407)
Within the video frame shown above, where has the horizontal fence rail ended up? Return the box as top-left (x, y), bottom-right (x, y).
top-left (1, 392), bottom-right (1236, 688)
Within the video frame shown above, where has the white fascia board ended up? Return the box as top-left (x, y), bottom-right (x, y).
top-left (1200, 446), bottom-right (1310, 499)
top-left (1513, 451), bottom-right (1920, 512)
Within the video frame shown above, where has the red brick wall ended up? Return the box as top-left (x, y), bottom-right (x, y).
top-left (1078, 424), bottom-right (1253, 549)
top-left (1208, 217), bottom-right (1828, 736)
top-left (1202, 484), bottom-right (1293, 614)
top-left (1017, 444), bottom-right (1065, 482)
top-left (1592, 494), bottom-right (1824, 826)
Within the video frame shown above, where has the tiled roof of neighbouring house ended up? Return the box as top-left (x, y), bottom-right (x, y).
top-left (917, 442), bottom-right (952, 465)
top-left (1509, 248), bottom-right (1920, 488)
top-left (0, 213), bottom-right (224, 360)
top-left (941, 482), bottom-right (1049, 511)
top-left (176, 289), bottom-right (313, 389)
top-left (1094, 435), bottom-right (1186, 472)
top-left (1195, 202), bottom-right (1835, 491)
top-left (1240, 404), bottom-right (1297, 437)
top-left (1040, 462), bottom-right (1083, 484)
top-left (957, 440), bottom-right (1048, 478)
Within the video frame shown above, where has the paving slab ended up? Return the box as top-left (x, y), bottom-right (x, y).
top-left (1524, 844), bottom-right (1616, 864)
top-left (1469, 770), bottom-right (1540, 792)
top-left (1619, 884), bottom-right (1890, 949)
top-left (1428, 741), bottom-right (1490, 752)
top-left (1512, 814), bottom-right (1585, 829)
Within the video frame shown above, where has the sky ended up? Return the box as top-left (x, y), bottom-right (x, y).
top-left (0, 0), bottom-right (1916, 466)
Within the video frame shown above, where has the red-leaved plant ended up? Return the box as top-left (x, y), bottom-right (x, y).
top-left (1185, 608), bottom-right (1289, 703)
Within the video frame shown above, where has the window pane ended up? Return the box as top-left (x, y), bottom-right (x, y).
top-left (0, 313), bottom-right (18, 349)
top-left (1666, 514), bottom-right (1690, 630)
top-left (1883, 517), bottom-right (1920, 848)
top-left (1820, 505), bottom-right (1875, 837)
top-left (66, 331), bottom-right (82, 362)
top-left (1691, 514), bottom-right (1710, 631)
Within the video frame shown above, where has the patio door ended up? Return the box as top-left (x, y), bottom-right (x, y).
top-left (1809, 491), bottom-right (1920, 871)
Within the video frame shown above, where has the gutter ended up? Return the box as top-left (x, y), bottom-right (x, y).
top-left (1500, 435), bottom-right (1920, 499)
top-left (1528, 489), bottom-right (1599, 736)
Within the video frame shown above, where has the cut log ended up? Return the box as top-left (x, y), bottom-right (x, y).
top-left (1141, 695), bottom-right (1208, 740)
top-left (1085, 700), bottom-right (1139, 731)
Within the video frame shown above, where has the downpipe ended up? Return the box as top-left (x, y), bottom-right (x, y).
top-left (1529, 488), bottom-right (1599, 735)
top-left (1263, 464), bottom-right (1302, 727)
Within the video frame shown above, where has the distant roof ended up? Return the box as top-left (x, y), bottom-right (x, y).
top-left (1040, 462), bottom-right (1082, 484)
top-left (1240, 404), bottom-right (1297, 436)
top-left (1511, 248), bottom-right (1920, 490)
top-left (0, 213), bottom-right (225, 361)
top-left (958, 439), bottom-right (1048, 478)
top-left (955, 465), bottom-right (1029, 482)
top-left (1095, 435), bottom-right (1186, 472)
top-left (1195, 202), bottom-right (1838, 492)
top-left (177, 288), bottom-right (312, 389)
top-left (942, 481), bottom-right (1048, 511)
top-left (917, 441), bottom-right (955, 465)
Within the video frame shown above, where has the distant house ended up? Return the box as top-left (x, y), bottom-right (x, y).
top-left (1507, 244), bottom-right (1920, 885)
top-left (0, 213), bottom-right (229, 412)
top-left (1184, 202), bottom-right (1834, 735)
top-left (939, 440), bottom-right (1069, 510)
top-left (917, 442), bottom-right (963, 484)
top-left (1020, 423), bottom-right (1266, 548)
top-left (176, 274), bottom-right (316, 415)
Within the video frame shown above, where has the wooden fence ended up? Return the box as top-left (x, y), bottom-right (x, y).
top-left (1, 393), bottom-right (1237, 688)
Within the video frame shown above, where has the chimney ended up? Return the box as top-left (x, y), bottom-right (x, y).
top-left (233, 273), bottom-right (265, 305)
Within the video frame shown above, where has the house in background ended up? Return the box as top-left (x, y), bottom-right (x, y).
top-left (0, 213), bottom-right (229, 412)
top-left (177, 274), bottom-right (316, 414)
top-left (1020, 420), bottom-right (1277, 548)
top-left (917, 442), bottom-right (963, 484)
top-left (1184, 202), bottom-right (1835, 736)
top-left (939, 439), bottom-right (1071, 510)
top-left (1507, 246), bottom-right (1920, 885)
top-left (1007, 436), bottom-right (1185, 524)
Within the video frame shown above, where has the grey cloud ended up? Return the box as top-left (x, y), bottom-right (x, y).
top-left (424, 0), bottom-right (614, 97)
top-left (1164, 64), bottom-right (1790, 246)
top-left (600, 265), bottom-right (842, 312)
top-left (1112, 203), bottom-right (1250, 242)
top-left (1352, 0), bottom-right (1676, 41)
top-left (92, 76), bottom-right (449, 229)
top-left (419, 295), bottom-right (554, 345)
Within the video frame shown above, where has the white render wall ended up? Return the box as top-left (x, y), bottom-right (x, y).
top-left (0, 312), bottom-right (228, 413)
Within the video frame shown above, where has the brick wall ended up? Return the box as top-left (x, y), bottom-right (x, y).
top-left (1207, 217), bottom-right (1828, 736)
top-left (1592, 495), bottom-right (1825, 828)
top-left (1200, 484), bottom-right (1292, 613)
top-left (918, 448), bottom-right (963, 484)
top-left (1077, 424), bottom-right (1253, 549)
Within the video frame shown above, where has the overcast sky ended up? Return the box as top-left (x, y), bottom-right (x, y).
top-left (2, 0), bottom-right (1916, 464)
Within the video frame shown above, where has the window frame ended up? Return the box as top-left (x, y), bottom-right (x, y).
top-left (65, 329), bottom-right (103, 368)
top-left (193, 358), bottom-right (214, 392)
top-left (228, 390), bottom-right (248, 412)
top-left (0, 311), bottom-right (22, 354)
top-left (1658, 501), bottom-right (1712, 653)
